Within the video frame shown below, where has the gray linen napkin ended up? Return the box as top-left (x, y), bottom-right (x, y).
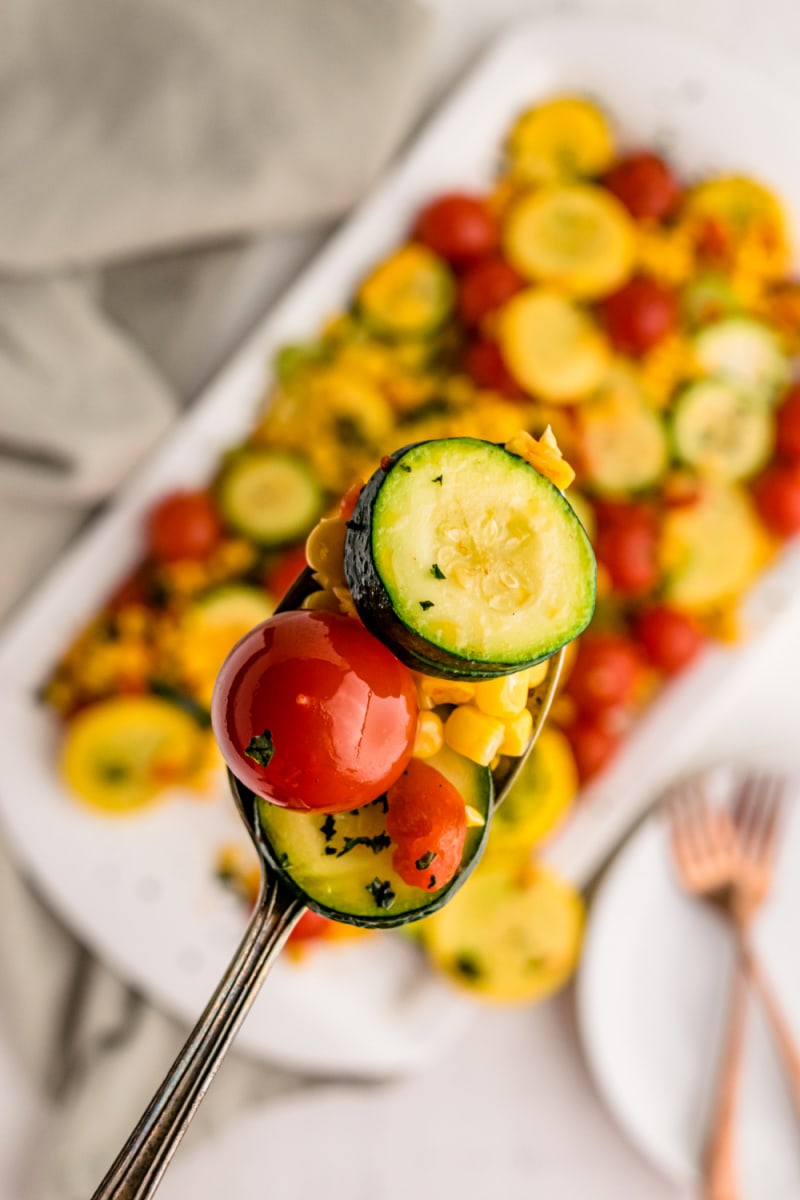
top-left (0, 2), bottom-right (430, 1196)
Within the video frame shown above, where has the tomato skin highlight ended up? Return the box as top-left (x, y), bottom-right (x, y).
top-left (212, 611), bottom-right (418, 813)
top-left (636, 605), bottom-right (705, 675)
top-left (385, 759), bottom-right (467, 891)
top-left (602, 152), bottom-right (681, 221)
top-left (146, 490), bottom-right (223, 564)
top-left (567, 633), bottom-right (643, 715)
top-left (413, 193), bottom-right (497, 265)
top-left (753, 465), bottom-right (800, 537)
top-left (600, 276), bottom-right (677, 357)
top-left (775, 386), bottom-right (800, 464)
top-left (457, 256), bottom-right (524, 325)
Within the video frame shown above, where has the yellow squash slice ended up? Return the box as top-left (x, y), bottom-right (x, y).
top-left (61, 696), bottom-right (205, 812)
top-left (497, 288), bottom-right (610, 403)
top-left (506, 96), bottom-right (615, 185)
top-left (503, 184), bottom-right (636, 299)
top-left (488, 726), bottom-right (579, 854)
top-left (682, 176), bottom-right (789, 278)
top-left (357, 244), bottom-right (455, 339)
top-left (424, 859), bottom-right (585, 1003)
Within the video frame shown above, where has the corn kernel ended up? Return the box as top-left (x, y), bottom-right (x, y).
top-left (526, 661), bottom-right (549, 689)
top-left (444, 705), bottom-right (505, 766)
top-left (416, 675), bottom-right (476, 708)
top-left (305, 517), bottom-right (347, 589)
top-left (474, 673), bottom-right (529, 718)
top-left (500, 707), bottom-right (533, 756)
top-left (412, 711), bottom-right (444, 759)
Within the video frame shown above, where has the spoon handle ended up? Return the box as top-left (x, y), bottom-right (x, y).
top-left (91, 873), bottom-right (305, 1200)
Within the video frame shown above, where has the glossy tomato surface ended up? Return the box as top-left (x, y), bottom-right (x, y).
top-left (413, 193), bottom-right (497, 264)
top-left (385, 759), bottom-right (467, 891)
top-left (212, 610), bottom-right (418, 813)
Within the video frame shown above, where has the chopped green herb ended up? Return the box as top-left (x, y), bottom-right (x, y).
top-left (324, 846), bottom-right (337, 856)
top-left (245, 731), bottom-right (274, 768)
top-left (370, 794), bottom-right (390, 814)
top-left (430, 564), bottom-right (446, 580)
top-left (336, 832), bottom-right (391, 857)
top-left (429, 874), bottom-right (437, 889)
top-left (432, 474), bottom-right (443, 485)
top-left (320, 814), bottom-right (337, 842)
top-left (419, 600), bottom-right (435, 611)
top-left (415, 851), bottom-right (437, 870)
top-left (366, 878), bottom-right (396, 910)
top-left (399, 463), bottom-right (412, 473)
top-left (99, 762), bottom-right (129, 783)
top-left (278, 852), bottom-right (290, 868)
top-left (453, 954), bottom-right (484, 980)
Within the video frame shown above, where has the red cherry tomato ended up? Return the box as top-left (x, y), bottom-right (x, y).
top-left (107, 565), bottom-right (152, 612)
top-left (457, 256), bottom-right (524, 325)
top-left (635, 605), bottom-right (706, 676)
top-left (775, 386), bottom-right (800, 463)
top-left (212, 610), bottom-right (418, 813)
top-left (146, 490), bottom-right (222, 564)
top-left (565, 715), bottom-right (621, 783)
top-left (602, 152), bottom-right (681, 222)
top-left (595, 507), bottom-right (660, 596)
top-left (567, 633), bottom-right (643, 715)
top-left (600, 276), bottom-right (677, 357)
top-left (264, 543), bottom-right (308, 602)
top-left (338, 480), bottom-right (364, 521)
top-left (288, 910), bottom-right (334, 944)
top-left (413, 193), bottom-right (497, 265)
top-left (385, 759), bottom-right (467, 892)
top-left (464, 340), bottom-right (526, 398)
top-left (753, 465), bottom-right (800, 537)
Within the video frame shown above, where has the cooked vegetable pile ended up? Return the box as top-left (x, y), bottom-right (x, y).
top-left (44, 92), bottom-right (800, 1001)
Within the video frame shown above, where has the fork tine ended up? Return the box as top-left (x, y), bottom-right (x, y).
top-left (734, 771), bottom-right (786, 866)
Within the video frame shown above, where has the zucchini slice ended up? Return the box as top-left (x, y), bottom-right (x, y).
top-left (255, 743), bottom-right (491, 927)
top-left (497, 288), bottom-right (610, 403)
top-left (672, 378), bottom-right (773, 482)
top-left (692, 317), bottom-right (790, 402)
top-left (505, 96), bottom-right (614, 185)
top-left (357, 244), bottom-right (455, 340)
top-left (185, 584), bottom-right (274, 632)
top-left (660, 481), bottom-right (769, 613)
top-left (344, 439), bottom-right (596, 678)
top-left (503, 184), bottom-right (635, 299)
top-left (422, 859), bottom-right (585, 1001)
top-left (217, 449), bottom-right (323, 546)
top-left (680, 271), bottom-right (741, 329)
top-left (578, 369), bottom-right (669, 495)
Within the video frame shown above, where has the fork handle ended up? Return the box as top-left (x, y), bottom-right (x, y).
top-left (704, 952), bottom-right (748, 1200)
top-left (742, 942), bottom-right (800, 1126)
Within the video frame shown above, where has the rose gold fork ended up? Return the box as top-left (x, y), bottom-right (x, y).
top-left (668, 773), bottom-right (797, 1200)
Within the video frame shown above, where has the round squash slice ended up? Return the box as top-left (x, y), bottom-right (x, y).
top-left (506, 96), bottom-right (615, 185)
top-left (61, 696), bottom-right (205, 812)
top-left (488, 726), bottom-right (579, 854)
top-left (503, 184), bottom-right (636, 299)
top-left (424, 858), bottom-right (585, 1002)
top-left (497, 288), bottom-right (610, 403)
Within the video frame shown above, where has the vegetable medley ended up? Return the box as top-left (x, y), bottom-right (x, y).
top-left (44, 93), bottom-right (800, 1002)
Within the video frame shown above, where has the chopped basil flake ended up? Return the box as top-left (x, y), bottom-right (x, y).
top-left (419, 600), bottom-right (435, 611)
top-left (432, 474), bottom-right (443, 485)
top-left (245, 730), bottom-right (274, 768)
top-left (366, 878), bottom-right (396, 910)
top-left (429, 874), bottom-right (437, 889)
top-left (399, 463), bottom-right (412, 473)
top-left (415, 850), bottom-right (437, 870)
top-left (453, 954), bottom-right (483, 980)
top-left (320, 814), bottom-right (337, 842)
top-left (336, 832), bottom-right (391, 857)
top-left (430, 564), bottom-right (446, 580)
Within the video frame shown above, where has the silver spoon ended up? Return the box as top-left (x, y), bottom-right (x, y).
top-left (91, 568), bottom-right (564, 1200)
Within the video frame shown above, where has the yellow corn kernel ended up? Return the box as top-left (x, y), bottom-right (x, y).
top-left (416, 675), bottom-right (476, 708)
top-left (301, 589), bottom-right (342, 613)
top-left (444, 705), bottom-right (505, 767)
top-left (412, 711), bottom-right (444, 759)
top-left (526, 661), bottom-right (549, 689)
top-left (500, 707), bottom-right (533, 756)
top-left (305, 517), bottom-right (347, 589)
top-left (474, 672), bottom-right (529, 719)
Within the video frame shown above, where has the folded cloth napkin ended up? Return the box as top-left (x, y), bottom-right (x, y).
top-left (0, 2), bottom-right (430, 1196)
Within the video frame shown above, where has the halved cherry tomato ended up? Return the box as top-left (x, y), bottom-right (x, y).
top-left (564, 714), bottom-right (621, 783)
top-left (635, 605), bottom-right (706, 675)
top-left (288, 910), bottom-right (334, 943)
top-left (595, 505), bottom-right (660, 595)
top-left (753, 465), bottom-right (800, 537)
top-left (146, 490), bottom-right (222, 564)
top-left (385, 759), bottom-right (467, 892)
top-left (600, 276), bottom-right (677, 357)
top-left (212, 610), bottom-right (418, 813)
top-left (263, 543), bottom-right (308, 602)
top-left (567, 633), bottom-right (643, 715)
top-left (464, 340), bottom-right (526, 398)
top-left (457, 256), bottom-right (524, 325)
top-left (413, 193), bottom-right (497, 265)
top-left (602, 152), bottom-right (681, 221)
top-left (775, 385), bottom-right (800, 463)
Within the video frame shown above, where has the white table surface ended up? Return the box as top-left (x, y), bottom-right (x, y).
top-left (3, 1), bottom-right (800, 1197)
